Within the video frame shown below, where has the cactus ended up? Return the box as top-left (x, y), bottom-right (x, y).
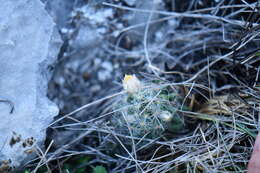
top-left (112, 75), bottom-right (185, 139)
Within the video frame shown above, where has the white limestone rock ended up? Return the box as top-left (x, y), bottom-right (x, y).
top-left (0, 0), bottom-right (62, 170)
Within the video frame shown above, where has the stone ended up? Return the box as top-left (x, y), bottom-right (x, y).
top-left (42, 0), bottom-right (75, 28)
top-left (0, 0), bottom-right (62, 170)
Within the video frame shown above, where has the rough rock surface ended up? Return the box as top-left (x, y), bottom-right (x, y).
top-left (0, 0), bottom-right (62, 170)
top-left (42, 0), bottom-right (75, 28)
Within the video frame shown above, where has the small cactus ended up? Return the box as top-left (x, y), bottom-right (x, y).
top-left (112, 75), bottom-right (185, 139)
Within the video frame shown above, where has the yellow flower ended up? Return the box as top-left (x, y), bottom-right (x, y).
top-left (122, 74), bottom-right (142, 94)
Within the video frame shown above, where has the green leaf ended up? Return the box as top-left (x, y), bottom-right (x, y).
top-left (75, 167), bottom-right (86, 173)
top-left (255, 52), bottom-right (260, 56)
top-left (92, 166), bottom-right (107, 173)
top-left (76, 156), bottom-right (90, 165)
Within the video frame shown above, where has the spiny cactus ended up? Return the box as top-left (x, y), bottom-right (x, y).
top-left (112, 75), bottom-right (185, 139)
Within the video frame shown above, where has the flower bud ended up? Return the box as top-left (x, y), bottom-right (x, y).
top-left (122, 74), bottom-right (142, 94)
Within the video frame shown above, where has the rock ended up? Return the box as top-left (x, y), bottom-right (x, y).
top-left (71, 24), bottom-right (101, 49)
top-left (42, 0), bottom-right (75, 28)
top-left (69, 6), bottom-right (114, 49)
top-left (126, 0), bottom-right (164, 42)
top-left (101, 61), bottom-right (113, 72)
top-left (0, 0), bottom-right (62, 170)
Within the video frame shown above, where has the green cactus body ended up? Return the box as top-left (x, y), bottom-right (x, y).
top-left (112, 85), bottom-right (185, 139)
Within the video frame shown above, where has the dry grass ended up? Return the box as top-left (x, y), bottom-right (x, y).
top-left (25, 0), bottom-right (260, 172)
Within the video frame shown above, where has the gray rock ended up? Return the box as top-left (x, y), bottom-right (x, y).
top-left (0, 0), bottom-right (62, 170)
top-left (43, 0), bottom-right (75, 28)
top-left (128, 0), bottom-right (155, 28)
top-left (71, 24), bottom-right (101, 49)
top-left (126, 0), bottom-right (164, 41)
top-left (69, 6), bottom-right (113, 49)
